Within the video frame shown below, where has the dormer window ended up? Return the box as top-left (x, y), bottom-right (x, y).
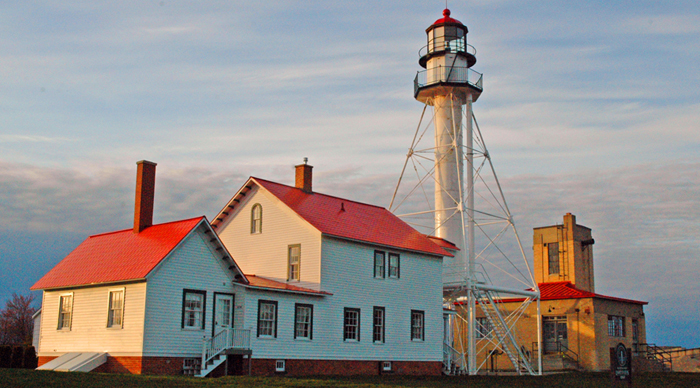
top-left (251, 204), bottom-right (262, 234)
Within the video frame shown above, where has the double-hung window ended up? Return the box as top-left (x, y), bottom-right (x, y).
top-left (373, 307), bottom-right (385, 343)
top-left (608, 315), bottom-right (625, 337)
top-left (374, 251), bottom-right (385, 278)
top-left (344, 308), bottom-right (360, 341)
top-left (182, 290), bottom-right (206, 330)
top-left (258, 300), bottom-right (278, 338)
top-left (411, 310), bottom-right (425, 341)
top-left (475, 317), bottom-right (492, 339)
top-left (294, 304), bottom-right (313, 340)
top-left (107, 289), bottom-right (124, 328)
top-left (57, 294), bottom-right (73, 330)
top-left (288, 244), bottom-right (301, 281)
top-left (388, 253), bottom-right (400, 278)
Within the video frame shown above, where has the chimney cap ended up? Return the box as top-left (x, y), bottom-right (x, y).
top-left (136, 160), bottom-right (157, 166)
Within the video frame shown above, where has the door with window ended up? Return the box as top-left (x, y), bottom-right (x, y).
top-left (214, 293), bottom-right (234, 336)
top-left (543, 316), bottom-right (568, 353)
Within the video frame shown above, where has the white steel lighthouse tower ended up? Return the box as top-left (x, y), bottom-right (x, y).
top-left (390, 9), bottom-right (541, 375)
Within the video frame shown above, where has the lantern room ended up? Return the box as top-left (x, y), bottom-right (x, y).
top-left (418, 9), bottom-right (476, 69)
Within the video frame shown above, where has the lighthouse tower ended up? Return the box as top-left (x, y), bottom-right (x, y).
top-left (414, 9), bottom-right (482, 287)
top-left (392, 9), bottom-right (541, 376)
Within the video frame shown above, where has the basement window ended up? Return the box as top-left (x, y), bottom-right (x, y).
top-left (275, 360), bottom-right (286, 372)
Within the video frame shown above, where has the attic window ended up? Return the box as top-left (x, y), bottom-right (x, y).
top-left (251, 204), bottom-right (263, 234)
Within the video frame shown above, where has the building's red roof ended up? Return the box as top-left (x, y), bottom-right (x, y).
top-left (244, 275), bottom-right (332, 296)
top-left (433, 9), bottom-right (463, 25)
top-left (225, 178), bottom-right (451, 257)
top-left (31, 217), bottom-right (204, 290)
top-left (491, 281), bottom-right (647, 305)
top-left (427, 235), bottom-right (459, 251)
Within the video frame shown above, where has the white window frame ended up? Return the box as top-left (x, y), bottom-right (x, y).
top-left (294, 304), bottom-right (313, 340)
top-left (411, 310), bottom-right (425, 341)
top-left (608, 315), bottom-right (625, 337)
top-left (106, 288), bottom-right (125, 328)
top-left (182, 290), bottom-right (206, 330)
top-left (344, 308), bottom-right (360, 342)
top-left (275, 359), bottom-right (286, 372)
top-left (374, 251), bottom-right (385, 278)
top-left (288, 244), bottom-right (301, 281)
top-left (388, 253), bottom-right (400, 279)
top-left (257, 300), bottom-right (278, 338)
top-left (373, 306), bottom-right (385, 343)
top-left (57, 293), bottom-right (73, 331)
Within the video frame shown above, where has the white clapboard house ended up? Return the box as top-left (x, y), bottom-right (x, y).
top-left (31, 161), bottom-right (453, 377)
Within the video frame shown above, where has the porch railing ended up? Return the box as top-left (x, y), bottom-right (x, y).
top-left (202, 328), bottom-right (251, 367)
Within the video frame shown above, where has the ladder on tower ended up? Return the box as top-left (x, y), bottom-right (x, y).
top-left (474, 288), bottom-right (535, 375)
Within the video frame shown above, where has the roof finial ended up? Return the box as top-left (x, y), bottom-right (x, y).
top-left (303, 157), bottom-right (308, 165)
top-left (443, 8), bottom-right (451, 18)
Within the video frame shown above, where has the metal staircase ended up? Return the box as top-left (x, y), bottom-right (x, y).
top-left (473, 287), bottom-right (535, 375)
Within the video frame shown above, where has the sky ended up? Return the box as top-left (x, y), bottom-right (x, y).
top-left (1, 1), bottom-right (699, 348)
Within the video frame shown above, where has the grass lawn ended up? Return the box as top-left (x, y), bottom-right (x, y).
top-left (2, 369), bottom-right (700, 388)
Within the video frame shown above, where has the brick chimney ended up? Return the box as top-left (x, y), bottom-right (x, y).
top-left (134, 160), bottom-right (157, 233)
top-left (295, 158), bottom-right (313, 193)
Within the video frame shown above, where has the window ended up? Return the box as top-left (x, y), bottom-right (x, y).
top-left (373, 307), bottom-right (385, 343)
top-left (251, 204), bottom-right (262, 234)
top-left (388, 253), bottom-right (400, 278)
top-left (548, 242), bottom-right (559, 275)
top-left (107, 289), bottom-right (124, 328)
top-left (275, 360), bottom-right (286, 372)
top-left (374, 251), bottom-right (385, 278)
top-left (257, 300), bottom-right (278, 338)
top-left (344, 308), bottom-right (360, 341)
top-left (294, 304), bottom-right (313, 340)
top-left (608, 315), bottom-right (625, 337)
top-left (182, 290), bottom-right (206, 330)
top-left (57, 294), bottom-right (73, 330)
top-left (411, 310), bottom-right (425, 341)
top-left (475, 317), bottom-right (492, 339)
top-left (288, 244), bottom-right (300, 281)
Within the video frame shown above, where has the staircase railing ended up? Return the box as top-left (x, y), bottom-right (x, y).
top-left (557, 342), bottom-right (579, 366)
top-left (201, 328), bottom-right (251, 368)
top-left (640, 343), bottom-right (673, 372)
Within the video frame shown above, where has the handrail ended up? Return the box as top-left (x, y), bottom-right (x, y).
top-left (414, 66), bottom-right (483, 97)
top-left (201, 328), bottom-right (251, 368)
top-left (419, 42), bottom-right (476, 59)
top-left (557, 341), bottom-right (579, 364)
top-left (640, 343), bottom-right (673, 372)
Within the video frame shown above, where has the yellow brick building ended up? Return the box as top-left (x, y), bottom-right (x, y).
top-left (458, 213), bottom-right (647, 372)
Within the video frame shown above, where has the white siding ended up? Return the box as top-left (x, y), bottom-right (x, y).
top-left (217, 184), bottom-right (323, 291)
top-left (141, 225), bottom-right (239, 357)
top-left (36, 282), bottom-right (147, 357)
top-left (244, 236), bottom-right (444, 362)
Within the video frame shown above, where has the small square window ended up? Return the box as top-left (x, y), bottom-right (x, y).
top-left (382, 361), bottom-right (392, 371)
top-left (275, 360), bottom-right (286, 372)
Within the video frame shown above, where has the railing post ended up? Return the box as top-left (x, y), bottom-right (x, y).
top-left (201, 336), bottom-right (207, 370)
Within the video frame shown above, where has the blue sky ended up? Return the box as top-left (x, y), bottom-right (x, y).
top-left (1, 1), bottom-right (699, 348)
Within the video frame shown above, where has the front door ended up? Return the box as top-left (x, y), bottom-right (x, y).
top-left (214, 293), bottom-right (234, 335)
top-left (543, 316), bottom-right (568, 353)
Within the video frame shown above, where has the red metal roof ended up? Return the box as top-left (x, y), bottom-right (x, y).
top-left (31, 217), bottom-right (204, 290)
top-left (248, 178), bottom-right (451, 257)
top-left (489, 281), bottom-right (647, 305)
top-left (433, 9), bottom-right (463, 25)
top-left (244, 275), bottom-right (332, 296)
top-left (427, 235), bottom-right (459, 251)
